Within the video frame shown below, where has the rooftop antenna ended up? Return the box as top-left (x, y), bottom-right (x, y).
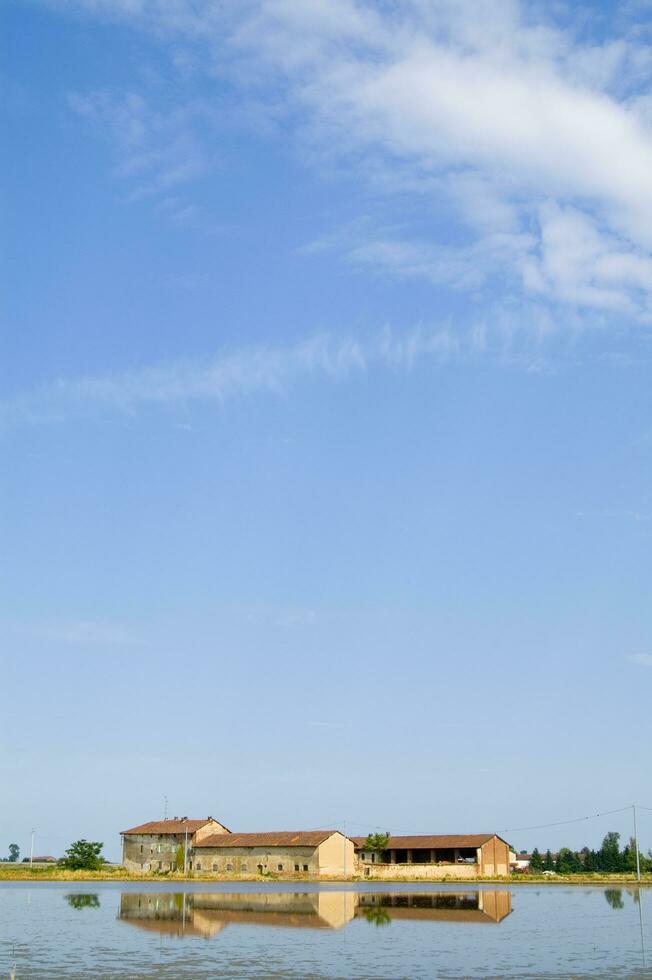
top-left (164, 796), bottom-right (168, 821)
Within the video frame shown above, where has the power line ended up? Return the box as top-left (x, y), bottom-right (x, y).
top-left (502, 806), bottom-right (633, 834)
top-left (337, 802), bottom-right (652, 837)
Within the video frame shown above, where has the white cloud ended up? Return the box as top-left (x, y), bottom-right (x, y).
top-left (50, 0), bottom-right (652, 317)
top-left (629, 653), bottom-right (652, 667)
top-left (522, 203), bottom-right (652, 315)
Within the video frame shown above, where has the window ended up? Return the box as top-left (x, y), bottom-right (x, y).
top-left (140, 845), bottom-right (143, 854)
top-left (226, 863), bottom-right (233, 872)
top-left (158, 862), bottom-right (162, 870)
top-left (303, 864), bottom-right (309, 872)
top-left (196, 861), bottom-right (201, 870)
top-left (294, 864), bottom-right (300, 872)
top-left (277, 863), bottom-right (283, 871)
top-left (371, 853), bottom-right (375, 863)
top-left (241, 863), bottom-right (248, 872)
top-left (212, 862), bottom-right (218, 871)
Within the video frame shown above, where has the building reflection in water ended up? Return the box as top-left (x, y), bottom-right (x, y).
top-left (118, 890), bottom-right (512, 938)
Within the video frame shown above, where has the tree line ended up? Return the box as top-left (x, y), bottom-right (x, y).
top-left (528, 831), bottom-right (651, 874)
top-left (3, 840), bottom-right (105, 869)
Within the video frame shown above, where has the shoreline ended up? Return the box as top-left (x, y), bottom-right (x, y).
top-left (1, 869), bottom-right (650, 886)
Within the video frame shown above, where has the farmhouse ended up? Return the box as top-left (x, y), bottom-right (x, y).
top-left (121, 817), bottom-right (230, 872)
top-left (191, 830), bottom-right (355, 878)
top-left (120, 818), bottom-right (510, 879)
top-left (353, 834), bottom-right (511, 879)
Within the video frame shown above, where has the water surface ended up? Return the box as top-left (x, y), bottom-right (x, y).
top-left (0, 881), bottom-right (649, 978)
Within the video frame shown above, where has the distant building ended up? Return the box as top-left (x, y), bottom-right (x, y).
top-left (510, 852), bottom-right (532, 871)
top-left (121, 817), bottom-right (230, 872)
top-left (353, 834), bottom-right (511, 879)
top-left (21, 856), bottom-right (57, 864)
top-left (192, 831), bottom-right (354, 878)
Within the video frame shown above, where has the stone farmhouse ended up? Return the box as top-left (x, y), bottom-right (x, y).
top-left (121, 818), bottom-right (510, 879)
top-left (121, 817), bottom-right (230, 872)
top-left (191, 831), bottom-right (354, 877)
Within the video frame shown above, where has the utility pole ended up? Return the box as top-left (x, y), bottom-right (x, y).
top-left (30, 830), bottom-right (35, 867)
top-left (343, 820), bottom-right (347, 880)
top-left (633, 803), bottom-right (641, 883)
top-left (163, 796), bottom-right (168, 821)
top-left (184, 827), bottom-right (189, 876)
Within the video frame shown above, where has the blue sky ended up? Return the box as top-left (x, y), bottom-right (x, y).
top-left (2, 0), bottom-right (652, 861)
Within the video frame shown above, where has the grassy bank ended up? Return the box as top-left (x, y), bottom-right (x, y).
top-left (1, 866), bottom-right (651, 885)
top-left (0, 865), bottom-right (132, 881)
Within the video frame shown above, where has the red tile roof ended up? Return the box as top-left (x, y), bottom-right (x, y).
top-left (194, 831), bottom-right (342, 849)
top-left (121, 819), bottom-right (214, 836)
top-left (352, 834), bottom-right (504, 850)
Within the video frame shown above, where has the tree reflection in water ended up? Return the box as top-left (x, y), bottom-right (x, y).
top-left (363, 907), bottom-right (391, 926)
top-left (66, 894), bottom-right (100, 910)
top-left (604, 889), bottom-right (624, 910)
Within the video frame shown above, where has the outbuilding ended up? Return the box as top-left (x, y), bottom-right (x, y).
top-left (353, 833), bottom-right (511, 878)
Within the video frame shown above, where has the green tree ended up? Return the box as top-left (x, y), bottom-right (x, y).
top-left (8, 844), bottom-right (20, 863)
top-left (175, 844), bottom-right (185, 872)
top-left (599, 832), bottom-right (623, 873)
top-left (530, 848), bottom-right (543, 871)
top-left (543, 849), bottom-right (554, 871)
top-left (364, 832), bottom-right (390, 855)
top-left (556, 848), bottom-right (580, 874)
top-left (582, 847), bottom-right (598, 872)
top-left (58, 840), bottom-right (104, 871)
top-left (622, 837), bottom-right (641, 874)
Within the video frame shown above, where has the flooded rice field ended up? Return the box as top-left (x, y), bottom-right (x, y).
top-left (0, 881), bottom-right (649, 978)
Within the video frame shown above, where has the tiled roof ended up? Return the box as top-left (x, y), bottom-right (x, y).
top-left (351, 834), bottom-right (502, 849)
top-left (121, 819), bottom-right (213, 836)
top-left (194, 831), bottom-right (341, 848)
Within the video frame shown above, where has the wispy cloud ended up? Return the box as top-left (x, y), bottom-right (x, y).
top-left (6, 620), bottom-right (141, 647)
top-left (68, 90), bottom-right (216, 221)
top-left (629, 654), bottom-right (652, 667)
top-left (54, 0), bottom-right (652, 321)
top-left (0, 325), bottom-right (497, 431)
top-left (308, 720), bottom-right (350, 729)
